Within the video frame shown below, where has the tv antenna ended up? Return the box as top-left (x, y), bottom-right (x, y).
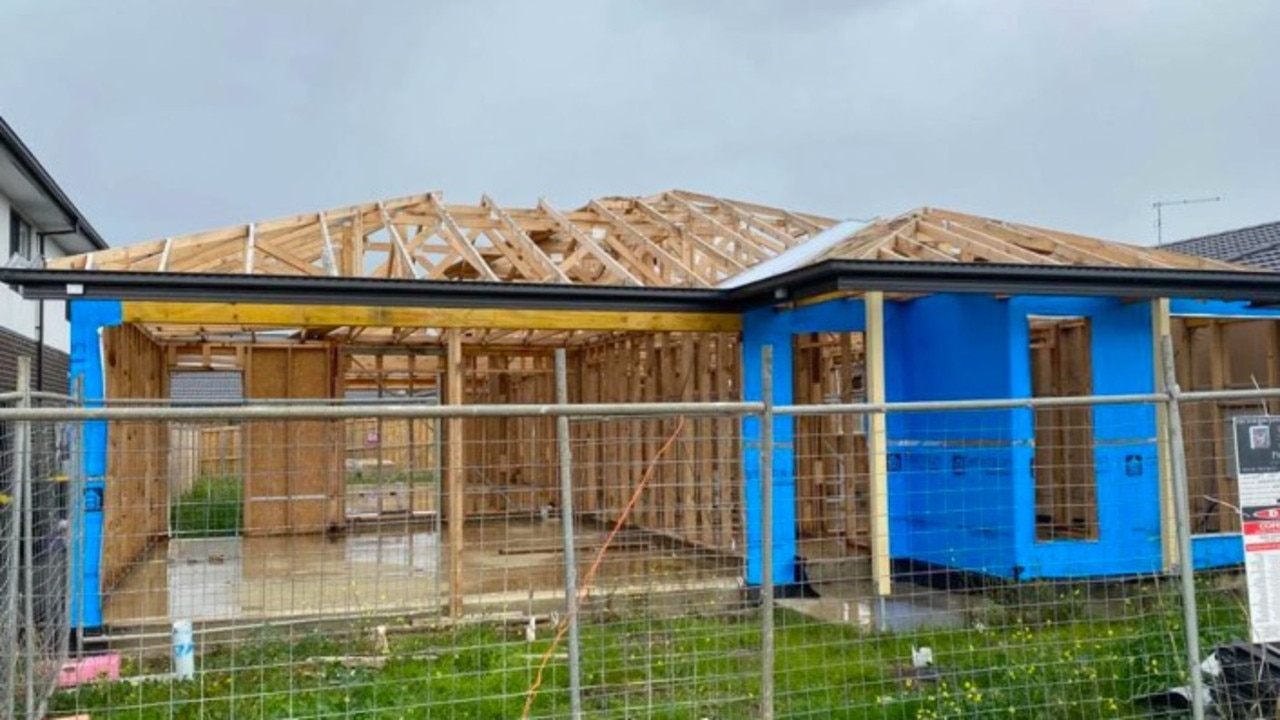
top-left (1153, 195), bottom-right (1221, 246)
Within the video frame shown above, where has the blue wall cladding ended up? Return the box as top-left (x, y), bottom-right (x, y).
top-left (884, 294), bottom-right (1019, 577)
top-left (68, 299), bottom-right (123, 629)
top-left (1008, 297), bottom-right (1163, 578)
top-left (742, 298), bottom-right (866, 586)
top-left (741, 290), bottom-right (1258, 585)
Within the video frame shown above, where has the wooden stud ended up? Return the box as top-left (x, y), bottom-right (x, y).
top-left (1209, 321), bottom-right (1230, 532)
top-left (1152, 299), bottom-right (1178, 571)
top-left (378, 202), bottom-right (423, 279)
top-left (245, 224), bottom-right (257, 274)
top-left (446, 330), bottom-right (465, 620)
top-left (865, 291), bottom-right (890, 597)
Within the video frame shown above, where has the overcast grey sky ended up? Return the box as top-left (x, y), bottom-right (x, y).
top-left (2, 0), bottom-right (1276, 248)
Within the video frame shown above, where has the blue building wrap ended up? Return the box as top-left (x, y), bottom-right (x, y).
top-left (68, 299), bottom-right (122, 629)
top-left (738, 291), bottom-right (1261, 584)
top-left (884, 295), bottom-right (1020, 577)
top-left (741, 297), bottom-right (865, 586)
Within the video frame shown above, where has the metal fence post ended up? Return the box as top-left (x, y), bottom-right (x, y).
top-left (1160, 334), bottom-right (1205, 720)
top-left (16, 358), bottom-right (35, 720)
top-left (554, 348), bottom-right (583, 720)
top-left (760, 345), bottom-right (775, 720)
top-left (1, 361), bottom-right (28, 720)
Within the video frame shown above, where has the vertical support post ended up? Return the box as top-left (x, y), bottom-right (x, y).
top-left (1160, 334), bottom-right (1205, 720)
top-left (1152, 299), bottom-right (1178, 571)
top-left (70, 376), bottom-right (85, 656)
top-left (446, 331), bottom-right (465, 620)
top-left (865, 291), bottom-right (891, 597)
top-left (760, 345), bottom-right (775, 720)
top-left (554, 349), bottom-right (584, 720)
top-left (16, 358), bottom-right (35, 720)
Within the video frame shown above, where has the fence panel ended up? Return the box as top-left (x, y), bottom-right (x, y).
top-left (0, 384), bottom-right (77, 720)
top-left (8, 393), bottom-right (1269, 719)
top-left (0, 395), bottom-right (17, 720)
top-left (774, 398), bottom-right (1208, 719)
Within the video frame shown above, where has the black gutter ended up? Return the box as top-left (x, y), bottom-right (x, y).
top-left (0, 268), bottom-right (725, 313)
top-left (0, 114), bottom-right (108, 250)
top-left (5, 260), bottom-right (1280, 315)
top-left (724, 260), bottom-right (1280, 307)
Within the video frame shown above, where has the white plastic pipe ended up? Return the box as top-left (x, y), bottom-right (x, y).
top-left (172, 620), bottom-right (195, 680)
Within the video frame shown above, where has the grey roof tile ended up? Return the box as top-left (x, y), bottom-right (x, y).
top-left (1165, 221), bottom-right (1280, 270)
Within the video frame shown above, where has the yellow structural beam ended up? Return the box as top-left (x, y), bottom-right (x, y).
top-left (122, 301), bottom-right (741, 333)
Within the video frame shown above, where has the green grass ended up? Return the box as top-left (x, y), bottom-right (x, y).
top-left (50, 577), bottom-right (1250, 719)
top-left (170, 476), bottom-right (242, 538)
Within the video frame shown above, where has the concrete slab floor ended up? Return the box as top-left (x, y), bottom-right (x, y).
top-left (102, 518), bottom-right (740, 628)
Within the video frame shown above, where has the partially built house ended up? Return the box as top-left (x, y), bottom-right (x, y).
top-left (6, 191), bottom-right (1280, 632)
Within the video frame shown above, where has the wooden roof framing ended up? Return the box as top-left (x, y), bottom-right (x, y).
top-left (810, 207), bottom-right (1243, 271)
top-left (51, 195), bottom-right (1261, 353)
top-left (55, 189), bottom-right (832, 288)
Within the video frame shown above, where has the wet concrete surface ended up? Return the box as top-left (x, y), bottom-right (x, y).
top-left (783, 539), bottom-right (997, 633)
top-left (103, 518), bottom-right (741, 627)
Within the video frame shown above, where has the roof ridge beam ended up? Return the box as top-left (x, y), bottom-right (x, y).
top-left (631, 198), bottom-right (747, 277)
top-left (480, 195), bottom-right (570, 283)
top-left (663, 191), bottom-right (770, 265)
top-left (586, 200), bottom-right (710, 287)
top-left (378, 202), bottom-right (425, 279)
top-left (425, 194), bottom-right (500, 281)
top-left (537, 198), bottom-right (643, 286)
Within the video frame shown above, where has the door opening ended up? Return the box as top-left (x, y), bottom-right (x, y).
top-left (1029, 316), bottom-right (1097, 541)
top-left (792, 332), bottom-right (869, 558)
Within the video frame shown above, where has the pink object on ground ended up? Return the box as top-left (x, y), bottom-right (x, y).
top-left (57, 653), bottom-right (121, 687)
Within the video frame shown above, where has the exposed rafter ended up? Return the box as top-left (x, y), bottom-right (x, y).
top-left (813, 207), bottom-right (1243, 271)
top-left (55, 189), bottom-right (828, 289)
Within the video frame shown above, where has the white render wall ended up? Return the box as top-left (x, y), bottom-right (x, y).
top-left (0, 190), bottom-right (72, 353)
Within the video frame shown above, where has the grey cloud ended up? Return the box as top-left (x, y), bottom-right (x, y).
top-left (1, 0), bottom-right (1276, 247)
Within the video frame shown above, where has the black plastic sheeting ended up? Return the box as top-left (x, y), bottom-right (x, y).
top-left (1137, 642), bottom-right (1280, 718)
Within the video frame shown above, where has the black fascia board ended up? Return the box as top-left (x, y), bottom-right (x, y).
top-left (724, 260), bottom-right (1280, 307)
top-left (0, 268), bottom-right (724, 313)
top-left (8, 260), bottom-right (1280, 318)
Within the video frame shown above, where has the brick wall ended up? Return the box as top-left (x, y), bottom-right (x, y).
top-left (0, 326), bottom-right (70, 394)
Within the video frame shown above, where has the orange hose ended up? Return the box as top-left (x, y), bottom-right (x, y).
top-left (521, 415), bottom-right (688, 719)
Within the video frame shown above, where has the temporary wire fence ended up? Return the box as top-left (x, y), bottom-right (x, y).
top-left (6, 354), bottom-right (1280, 718)
top-left (1, 360), bottom-right (77, 720)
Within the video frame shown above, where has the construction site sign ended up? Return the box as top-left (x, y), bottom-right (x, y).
top-left (1233, 416), bottom-right (1280, 643)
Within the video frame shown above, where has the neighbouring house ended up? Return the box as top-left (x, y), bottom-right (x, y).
top-left (1165, 220), bottom-right (1280, 271)
top-left (6, 190), bottom-right (1280, 632)
top-left (1, 115), bottom-right (108, 595)
top-left (0, 114), bottom-right (107, 394)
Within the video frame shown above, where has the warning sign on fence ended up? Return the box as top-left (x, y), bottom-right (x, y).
top-left (1232, 416), bottom-right (1280, 643)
